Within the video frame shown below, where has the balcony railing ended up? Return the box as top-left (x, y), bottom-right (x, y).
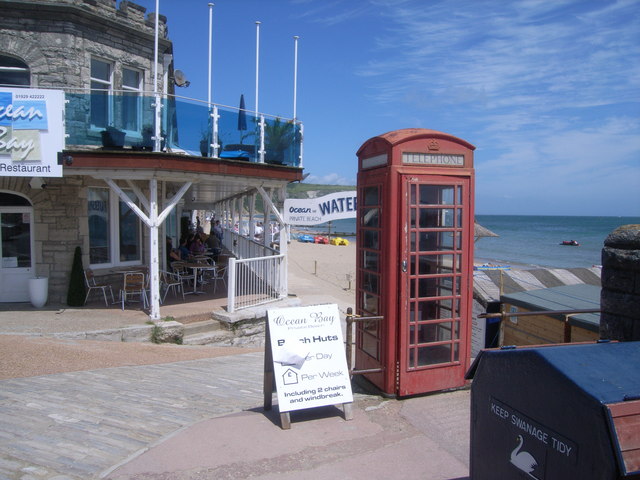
top-left (64, 90), bottom-right (303, 167)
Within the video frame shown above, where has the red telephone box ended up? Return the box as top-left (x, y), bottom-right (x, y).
top-left (355, 128), bottom-right (475, 397)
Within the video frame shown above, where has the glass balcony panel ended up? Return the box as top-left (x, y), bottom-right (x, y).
top-left (64, 92), bottom-right (302, 167)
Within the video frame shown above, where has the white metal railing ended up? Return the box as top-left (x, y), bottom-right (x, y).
top-left (227, 253), bottom-right (286, 312)
top-left (226, 229), bottom-right (278, 259)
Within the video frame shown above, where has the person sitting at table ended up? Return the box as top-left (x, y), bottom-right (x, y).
top-left (166, 237), bottom-right (181, 264)
top-left (178, 237), bottom-right (191, 260)
top-left (190, 234), bottom-right (206, 255)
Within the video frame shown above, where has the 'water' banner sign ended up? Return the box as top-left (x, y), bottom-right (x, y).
top-left (0, 88), bottom-right (64, 177)
top-left (284, 191), bottom-right (356, 226)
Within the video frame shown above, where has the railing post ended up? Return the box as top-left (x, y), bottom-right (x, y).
top-left (346, 307), bottom-right (353, 374)
top-left (258, 115), bottom-right (265, 163)
top-left (227, 257), bottom-right (236, 313)
top-left (298, 122), bottom-right (304, 168)
top-left (211, 105), bottom-right (219, 158)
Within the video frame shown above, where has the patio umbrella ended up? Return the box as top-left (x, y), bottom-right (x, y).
top-left (474, 221), bottom-right (499, 243)
top-left (238, 94), bottom-right (247, 142)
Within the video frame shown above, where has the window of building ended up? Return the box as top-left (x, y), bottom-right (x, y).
top-left (122, 67), bottom-right (142, 132)
top-left (88, 188), bottom-right (141, 267)
top-left (90, 58), bottom-right (113, 129)
top-left (0, 55), bottom-right (30, 86)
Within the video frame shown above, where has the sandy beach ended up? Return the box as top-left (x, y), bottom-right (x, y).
top-left (286, 239), bottom-right (356, 308)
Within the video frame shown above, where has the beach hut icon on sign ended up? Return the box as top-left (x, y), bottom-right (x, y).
top-left (282, 368), bottom-right (299, 385)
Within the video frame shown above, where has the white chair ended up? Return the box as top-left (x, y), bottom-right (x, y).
top-left (120, 272), bottom-right (148, 310)
top-left (160, 270), bottom-right (184, 302)
top-left (83, 269), bottom-right (114, 306)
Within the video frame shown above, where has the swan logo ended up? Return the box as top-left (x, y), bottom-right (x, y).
top-left (510, 435), bottom-right (540, 479)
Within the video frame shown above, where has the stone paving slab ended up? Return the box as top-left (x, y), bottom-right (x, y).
top-left (0, 352), bottom-right (266, 480)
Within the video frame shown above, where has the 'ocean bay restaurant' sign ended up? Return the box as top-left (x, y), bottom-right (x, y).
top-left (283, 190), bottom-right (356, 226)
top-left (0, 88), bottom-right (65, 177)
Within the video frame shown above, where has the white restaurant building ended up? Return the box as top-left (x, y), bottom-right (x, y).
top-left (0, 0), bottom-right (304, 318)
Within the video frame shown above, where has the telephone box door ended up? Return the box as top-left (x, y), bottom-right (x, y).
top-left (397, 175), bottom-right (473, 396)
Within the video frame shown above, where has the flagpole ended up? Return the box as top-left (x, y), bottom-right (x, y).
top-left (293, 35), bottom-right (299, 121)
top-left (153, 0), bottom-right (161, 153)
top-left (208, 3), bottom-right (214, 107)
top-left (255, 21), bottom-right (261, 115)
top-left (207, 3), bottom-right (214, 157)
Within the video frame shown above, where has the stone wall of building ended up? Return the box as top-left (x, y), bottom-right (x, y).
top-left (0, 175), bottom-right (150, 305)
top-left (600, 224), bottom-right (640, 341)
top-left (0, 0), bottom-right (170, 91)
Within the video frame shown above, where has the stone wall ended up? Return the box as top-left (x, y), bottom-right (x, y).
top-left (0, 0), bottom-right (170, 91)
top-left (0, 175), bottom-right (149, 305)
top-left (600, 224), bottom-right (640, 341)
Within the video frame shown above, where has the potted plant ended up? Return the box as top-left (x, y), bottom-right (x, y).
top-left (264, 118), bottom-right (294, 165)
top-left (101, 125), bottom-right (125, 149)
top-left (140, 124), bottom-right (154, 151)
top-left (200, 128), bottom-right (210, 157)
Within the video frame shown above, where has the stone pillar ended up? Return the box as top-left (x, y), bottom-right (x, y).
top-left (600, 224), bottom-right (640, 341)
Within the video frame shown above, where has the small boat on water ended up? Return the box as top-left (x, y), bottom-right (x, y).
top-left (560, 240), bottom-right (580, 246)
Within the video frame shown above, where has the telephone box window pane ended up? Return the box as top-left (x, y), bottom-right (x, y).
top-left (363, 292), bottom-right (379, 314)
top-left (420, 185), bottom-right (454, 205)
top-left (456, 254), bottom-right (462, 273)
top-left (363, 251), bottom-right (379, 271)
top-left (456, 209), bottom-right (463, 228)
top-left (88, 189), bottom-right (110, 264)
top-left (418, 322), bottom-right (453, 343)
top-left (414, 299), bottom-right (454, 321)
top-left (417, 254), bottom-right (454, 274)
top-left (363, 186), bottom-right (379, 206)
top-left (362, 208), bottom-right (379, 228)
top-left (453, 342), bottom-right (460, 362)
top-left (456, 187), bottom-right (462, 205)
top-left (419, 231), bottom-right (455, 251)
top-left (410, 184), bottom-right (417, 204)
top-left (419, 208), bottom-right (454, 228)
top-left (416, 276), bottom-right (453, 298)
top-left (363, 230), bottom-right (379, 250)
top-left (417, 344), bottom-right (452, 366)
top-left (1, 213), bottom-right (31, 267)
top-left (363, 272), bottom-right (379, 294)
top-left (361, 332), bottom-right (379, 359)
top-left (410, 208), bottom-right (416, 228)
top-left (454, 321), bottom-right (460, 339)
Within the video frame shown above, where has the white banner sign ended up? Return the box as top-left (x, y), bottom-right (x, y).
top-left (284, 191), bottom-right (356, 226)
top-left (268, 304), bottom-right (353, 413)
top-left (0, 88), bottom-right (65, 177)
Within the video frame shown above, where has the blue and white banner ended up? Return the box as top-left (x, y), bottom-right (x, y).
top-left (0, 88), bottom-right (65, 177)
top-left (284, 190), bottom-right (356, 225)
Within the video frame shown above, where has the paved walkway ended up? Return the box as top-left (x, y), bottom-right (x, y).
top-left (0, 252), bottom-right (470, 479)
top-left (0, 349), bottom-right (470, 480)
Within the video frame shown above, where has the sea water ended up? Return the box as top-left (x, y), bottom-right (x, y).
top-left (474, 215), bottom-right (639, 268)
top-left (302, 215), bottom-right (639, 269)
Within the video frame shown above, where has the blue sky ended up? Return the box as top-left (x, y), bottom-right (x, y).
top-left (135, 0), bottom-right (640, 216)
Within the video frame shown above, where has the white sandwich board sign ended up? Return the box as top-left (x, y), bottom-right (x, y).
top-left (267, 304), bottom-right (353, 417)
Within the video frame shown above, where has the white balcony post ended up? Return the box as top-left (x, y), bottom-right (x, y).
top-left (258, 115), bottom-right (265, 163)
top-left (212, 105), bottom-right (219, 157)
